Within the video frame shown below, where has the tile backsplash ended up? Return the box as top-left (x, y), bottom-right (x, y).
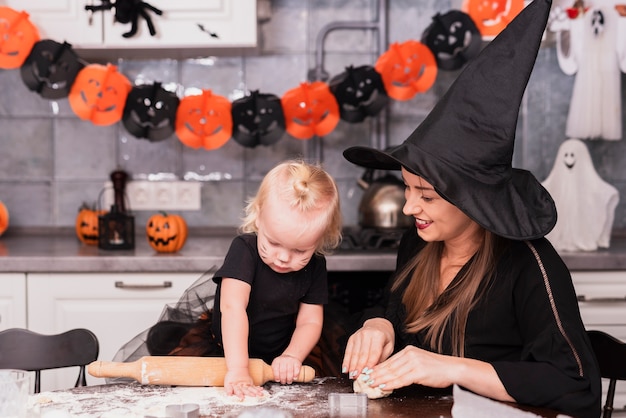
top-left (1, 0), bottom-right (625, 233)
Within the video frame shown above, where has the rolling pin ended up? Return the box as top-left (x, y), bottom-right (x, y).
top-left (88, 356), bottom-right (316, 387)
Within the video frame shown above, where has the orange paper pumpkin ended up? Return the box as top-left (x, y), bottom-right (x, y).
top-left (75, 203), bottom-right (107, 246)
top-left (146, 212), bottom-right (188, 253)
top-left (175, 89), bottom-right (232, 150)
top-left (0, 7), bottom-right (39, 69)
top-left (0, 200), bottom-right (9, 237)
top-left (375, 41), bottom-right (437, 101)
top-left (281, 81), bottom-right (340, 140)
top-left (465, 0), bottom-right (524, 38)
top-left (69, 63), bottom-right (132, 126)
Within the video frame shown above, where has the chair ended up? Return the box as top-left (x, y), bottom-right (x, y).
top-left (0, 328), bottom-right (99, 393)
top-left (587, 330), bottom-right (626, 418)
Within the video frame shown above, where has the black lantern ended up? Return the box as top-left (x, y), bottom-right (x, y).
top-left (98, 169), bottom-right (135, 250)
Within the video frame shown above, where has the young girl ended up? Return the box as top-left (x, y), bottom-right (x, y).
top-left (147, 159), bottom-right (342, 399)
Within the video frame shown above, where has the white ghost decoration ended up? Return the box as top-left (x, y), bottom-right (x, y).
top-left (542, 138), bottom-right (619, 251)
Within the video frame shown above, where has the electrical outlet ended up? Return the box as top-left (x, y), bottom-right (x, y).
top-left (102, 181), bottom-right (202, 211)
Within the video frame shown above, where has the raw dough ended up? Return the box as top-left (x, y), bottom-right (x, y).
top-left (353, 374), bottom-right (393, 399)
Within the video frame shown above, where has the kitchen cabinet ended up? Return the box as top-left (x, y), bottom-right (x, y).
top-left (0, 273), bottom-right (27, 331)
top-left (27, 272), bottom-right (212, 392)
top-left (571, 271), bottom-right (626, 412)
top-left (2, 0), bottom-right (257, 50)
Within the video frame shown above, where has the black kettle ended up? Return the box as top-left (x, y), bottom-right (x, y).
top-left (357, 168), bottom-right (414, 230)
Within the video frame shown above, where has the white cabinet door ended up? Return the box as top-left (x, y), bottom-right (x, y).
top-left (0, 273), bottom-right (27, 331)
top-left (103, 0), bottom-right (257, 48)
top-left (571, 271), bottom-right (626, 411)
top-left (3, 0), bottom-right (256, 50)
top-left (27, 272), bottom-right (212, 392)
top-left (1, 0), bottom-right (103, 48)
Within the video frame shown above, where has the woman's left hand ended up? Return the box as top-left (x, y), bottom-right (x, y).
top-left (364, 345), bottom-right (456, 392)
top-left (271, 354), bottom-right (302, 384)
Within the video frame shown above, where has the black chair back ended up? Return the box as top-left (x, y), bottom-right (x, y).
top-left (587, 330), bottom-right (626, 418)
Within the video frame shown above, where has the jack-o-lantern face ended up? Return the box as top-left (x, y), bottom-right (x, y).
top-left (122, 82), bottom-right (180, 142)
top-left (175, 89), bottom-right (232, 150)
top-left (146, 212), bottom-right (188, 253)
top-left (69, 63), bottom-right (132, 126)
top-left (20, 40), bottom-right (84, 99)
top-left (421, 11), bottom-right (481, 71)
top-left (231, 90), bottom-right (285, 148)
top-left (465, 0), bottom-right (523, 38)
top-left (281, 81), bottom-right (340, 140)
top-left (0, 7), bottom-right (39, 69)
top-left (75, 204), bottom-right (107, 246)
top-left (329, 65), bottom-right (389, 123)
top-left (375, 41), bottom-right (437, 101)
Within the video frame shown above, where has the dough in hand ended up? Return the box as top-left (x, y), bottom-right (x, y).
top-left (353, 373), bottom-right (393, 399)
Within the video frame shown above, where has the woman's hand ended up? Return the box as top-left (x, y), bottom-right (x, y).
top-left (342, 318), bottom-right (395, 379)
top-left (271, 354), bottom-right (302, 384)
top-left (223, 367), bottom-right (265, 399)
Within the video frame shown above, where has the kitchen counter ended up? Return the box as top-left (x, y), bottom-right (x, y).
top-left (1, 228), bottom-right (626, 273)
top-left (28, 379), bottom-right (561, 417)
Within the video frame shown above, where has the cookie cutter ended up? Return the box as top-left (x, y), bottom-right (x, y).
top-left (328, 393), bottom-right (367, 417)
top-left (164, 403), bottom-right (200, 418)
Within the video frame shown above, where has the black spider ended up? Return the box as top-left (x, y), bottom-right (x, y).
top-left (85, 0), bottom-right (163, 38)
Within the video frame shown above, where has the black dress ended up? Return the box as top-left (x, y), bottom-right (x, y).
top-left (384, 228), bottom-right (602, 418)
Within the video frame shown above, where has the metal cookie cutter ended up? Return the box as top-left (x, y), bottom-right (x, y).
top-left (164, 403), bottom-right (200, 418)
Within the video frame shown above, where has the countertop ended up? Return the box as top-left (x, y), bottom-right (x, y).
top-left (1, 228), bottom-right (626, 273)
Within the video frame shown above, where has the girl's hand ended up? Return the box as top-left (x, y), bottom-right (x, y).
top-left (271, 354), bottom-right (302, 384)
top-left (224, 367), bottom-right (265, 399)
top-left (342, 318), bottom-right (395, 379)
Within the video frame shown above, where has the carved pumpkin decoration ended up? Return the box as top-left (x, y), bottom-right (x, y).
top-left (375, 41), bottom-right (437, 101)
top-left (464, 0), bottom-right (524, 39)
top-left (146, 212), bottom-right (188, 253)
top-left (20, 40), bottom-right (85, 99)
top-left (0, 7), bottom-right (40, 69)
top-left (281, 81), bottom-right (340, 140)
top-left (231, 90), bottom-right (285, 148)
top-left (175, 89), bottom-right (232, 150)
top-left (329, 65), bottom-right (389, 123)
top-left (122, 82), bottom-right (180, 142)
top-left (68, 63), bottom-right (132, 126)
top-left (0, 200), bottom-right (9, 237)
top-left (421, 11), bottom-right (482, 71)
top-left (75, 203), bottom-right (107, 246)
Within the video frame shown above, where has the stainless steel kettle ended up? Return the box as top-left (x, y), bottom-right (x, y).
top-left (357, 168), bottom-right (414, 230)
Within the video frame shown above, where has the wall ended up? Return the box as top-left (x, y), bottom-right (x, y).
top-left (1, 0), bottom-right (625, 232)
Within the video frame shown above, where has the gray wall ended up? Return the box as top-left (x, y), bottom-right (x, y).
top-left (1, 0), bottom-right (625, 232)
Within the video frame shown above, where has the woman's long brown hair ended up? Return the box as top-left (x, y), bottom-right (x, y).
top-left (392, 230), bottom-right (504, 357)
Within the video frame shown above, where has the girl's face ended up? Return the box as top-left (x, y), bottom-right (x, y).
top-left (255, 197), bottom-right (324, 274)
top-left (401, 168), bottom-right (479, 243)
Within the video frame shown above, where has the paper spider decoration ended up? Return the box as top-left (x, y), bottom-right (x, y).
top-left (85, 0), bottom-right (163, 38)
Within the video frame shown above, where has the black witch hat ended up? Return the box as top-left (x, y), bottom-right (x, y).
top-left (343, 0), bottom-right (556, 240)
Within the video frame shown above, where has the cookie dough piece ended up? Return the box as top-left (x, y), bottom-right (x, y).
top-left (353, 374), bottom-right (393, 399)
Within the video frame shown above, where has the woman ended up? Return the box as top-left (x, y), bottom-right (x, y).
top-left (341, 0), bottom-right (601, 416)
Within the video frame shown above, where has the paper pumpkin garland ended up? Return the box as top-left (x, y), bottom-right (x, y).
top-left (175, 89), bottom-right (233, 150)
top-left (281, 81), bottom-right (340, 140)
top-left (0, 7), bottom-right (39, 69)
top-left (231, 90), bottom-right (285, 148)
top-left (464, 0), bottom-right (524, 39)
top-left (68, 63), bottom-right (132, 126)
top-left (122, 82), bottom-right (180, 142)
top-left (329, 65), bottom-right (389, 123)
top-left (20, 40), bottom-right (85, 99)
top-left (374, 40), bottom-right (437, 101)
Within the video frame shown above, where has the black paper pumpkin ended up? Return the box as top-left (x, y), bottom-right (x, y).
top-left (20, 40), bottom-right (84, 99)
top-left (329, 65), bottom-right (389, 123)
top-left (122, 82), bottom-right (179, 142)
top-left (231, 90), bottom-right (285, 148)
top-left (421, 10), bottom-right (482, 71)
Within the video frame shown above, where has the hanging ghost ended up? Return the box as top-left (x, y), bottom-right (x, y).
top-left (552, 0), bottom-right (626, 140)
top-left (542, 138), bottom-right (619, 251)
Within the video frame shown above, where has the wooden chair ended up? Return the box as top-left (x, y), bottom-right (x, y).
top-left (0, 328), bottom-right (99, 393)
top-left (587, 330), bottom-right (626, 418)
